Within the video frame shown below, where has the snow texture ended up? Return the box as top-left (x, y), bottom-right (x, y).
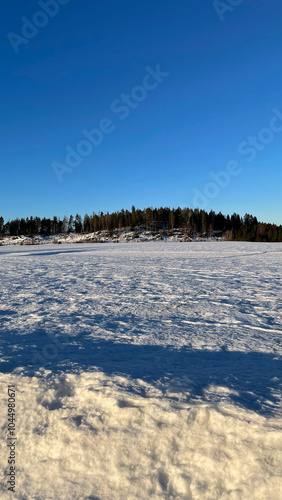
top-left (0, 242), bottom-right (282, 499)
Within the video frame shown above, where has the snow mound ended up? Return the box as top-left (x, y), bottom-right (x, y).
top-left (1, 370), bottom-right (282, 500)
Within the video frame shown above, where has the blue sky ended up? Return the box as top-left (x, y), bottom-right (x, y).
top-left (1, 0), bottom-right (281, 224)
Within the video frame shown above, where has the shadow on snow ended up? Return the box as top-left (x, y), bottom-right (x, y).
top-left (0, 328), bottom-right (281, 417)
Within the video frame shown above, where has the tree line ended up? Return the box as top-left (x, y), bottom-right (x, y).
top-left (0, 206), bottom-right (281, 242)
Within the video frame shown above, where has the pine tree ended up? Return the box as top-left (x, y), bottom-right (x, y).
top-left (0, 217), bottom-right (4, 238)
top-left (83, 214), bottom-right (90, 233)
top-left (68, 215), bottom-right (74, 233)
top-left (62, 216), bottom-right (68, 234)
top-left (74, 214), bottom-right (83, 233)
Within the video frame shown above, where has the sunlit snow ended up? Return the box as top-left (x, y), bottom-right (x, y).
top-left (0, 242), bottom-right (282, 499)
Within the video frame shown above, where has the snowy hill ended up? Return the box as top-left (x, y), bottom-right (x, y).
top-left (0, 228), bottom-right (222, 246)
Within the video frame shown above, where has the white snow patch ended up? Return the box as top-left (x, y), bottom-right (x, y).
top-left (1, 371), bottom-right (282, 500)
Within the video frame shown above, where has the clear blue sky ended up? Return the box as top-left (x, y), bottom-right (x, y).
top-left (1, 0), bottom-right (281, 224)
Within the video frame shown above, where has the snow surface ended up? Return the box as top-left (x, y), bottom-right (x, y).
top-left (0, 242), bottom-right (282, 499)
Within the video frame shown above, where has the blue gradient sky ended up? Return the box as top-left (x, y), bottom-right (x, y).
top-left (1, 0), bottom-right (282, 224)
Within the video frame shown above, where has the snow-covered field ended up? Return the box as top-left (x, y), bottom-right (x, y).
top-left (0, 242), bottom-right (282, 499)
